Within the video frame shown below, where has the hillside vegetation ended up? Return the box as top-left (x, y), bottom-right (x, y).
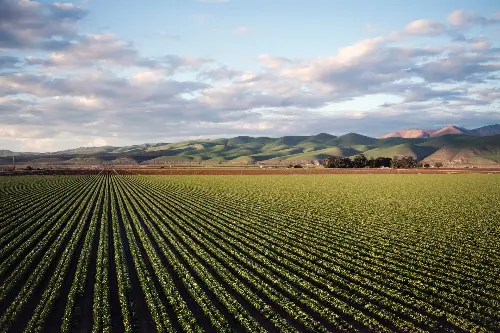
top-left (1, 175), bottom-right (499, 332)
top-left (1, 133), bottom-right (499, 166)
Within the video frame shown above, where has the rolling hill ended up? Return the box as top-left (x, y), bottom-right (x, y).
top-left (363, 144), bottom-right (438, 161)
top-left (1, 125), bottom-right (500, 166)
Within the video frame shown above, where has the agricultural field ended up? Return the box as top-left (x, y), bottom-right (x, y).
top-left (0, 174), bottom-right (499, 333)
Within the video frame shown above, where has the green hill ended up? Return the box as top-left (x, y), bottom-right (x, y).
top-left (363, 144), bottom-right (438, 160)
top-left (282, 147), bottom-right (360, 160)
top-left (3, 133), bottom-right (500, 166)
top-left (330, 133), bottom-right (377, 147)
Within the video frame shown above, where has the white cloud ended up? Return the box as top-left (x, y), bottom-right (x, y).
top-left (232, 122), bottom-right (275, 131)
top-left (0, 0), bottom-right (87, 49)
top-left (197, 66), bottom-right (242, 81)
top-left (85, 137), bottom-right (108, 147)
top-left (0, 70), bottom-right (211, 104)
top-left (448, 10), bottom-right (482, 28)
top-left (2, 5), bottom-right (500, 151)
top-left (24, 34), bottom-right (213, 74)
top-left (46, 33), bottom-right (140, 68)
top-left (447, 10), bottom-right (500, 29)
top-left (131, 71), bottom-right (163, 84)
top-left (19, 138), bottom-right (57, 151)
top-left (404, 19), bottom-right (447, 36)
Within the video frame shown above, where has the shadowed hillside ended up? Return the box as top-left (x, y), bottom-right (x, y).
top-left (2, 131), bottom-right (500, 166)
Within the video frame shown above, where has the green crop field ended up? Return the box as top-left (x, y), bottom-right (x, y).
top-left (0, 174), bottom-right (499, 332)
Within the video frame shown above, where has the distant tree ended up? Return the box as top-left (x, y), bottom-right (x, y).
top-left (293, 164), bottom-right (302, 168)
top-left (323, 156), bottom-right (336, 168)
top-left (367, 157), bottom-right (390, 168)
top-left (391, 156), bottom-right (417, 168)
top-left (352, 154), bottom-right (368, 168)
top-left (367, 157), bottom-right (376, 168)
top-left (391, 156), bottom-right (400, 169)
top-left (424, 163), bottom-right (430, 168)
top-left (323, 156), bottom-right (352, 168)
top-left (401, 156), bottom-right (418, 168)
top-left (434, 162), bottom-right (443, 168)
top-left (342, 157), bottom-right (353, 168)
top-left (374, 157), bottom-right (392, 168)
top-left (325, 155), bottom-right (393, 168)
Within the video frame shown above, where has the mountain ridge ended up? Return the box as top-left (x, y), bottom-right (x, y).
top-left (1, 124), bottom-right (499, 166)
top-left (380, 124), bottom-right (500, 139)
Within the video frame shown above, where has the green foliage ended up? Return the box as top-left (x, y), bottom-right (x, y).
top-left (391, 156), bottom-right (418, 168)
top-left (4, 133), bottom-right (500, 165)
top-left (323, 156), bottom-right (352, 168)
top-left (368, 157), bottom-right (392, 168)
top-left (0, 174), bottom-right (499, 332)
top-left (325, 154), bottom-right (393, 168)
top-left (352, 154), bottom-right (368, 168)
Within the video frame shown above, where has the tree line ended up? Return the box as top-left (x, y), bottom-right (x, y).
top-left (323, 154), bottom-right (436, 169)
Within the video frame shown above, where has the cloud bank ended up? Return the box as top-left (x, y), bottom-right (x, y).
top-left (1, 1), bottom-right (500, 151)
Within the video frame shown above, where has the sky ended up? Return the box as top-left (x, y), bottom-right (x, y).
top-left (1, 0), bottom-right (500, 152)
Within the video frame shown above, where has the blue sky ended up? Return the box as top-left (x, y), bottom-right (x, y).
top-left (1, 0), bottom-right (499, 151)
top-left (83, 0), bottom-right (497, 66)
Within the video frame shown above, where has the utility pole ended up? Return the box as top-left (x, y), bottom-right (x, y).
top-left (12, 156), bottom-right (15, 171)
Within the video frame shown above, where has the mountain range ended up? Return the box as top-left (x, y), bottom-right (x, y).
top-left (1, 124), bottom-right (499, 166)
top-left (380, 124), bottom-right (500, 138)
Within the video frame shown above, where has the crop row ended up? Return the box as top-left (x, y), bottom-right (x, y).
top-left (124, 175), bottom-right (500, 332)
top-left (0, 174), bottom-right (498, 332)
